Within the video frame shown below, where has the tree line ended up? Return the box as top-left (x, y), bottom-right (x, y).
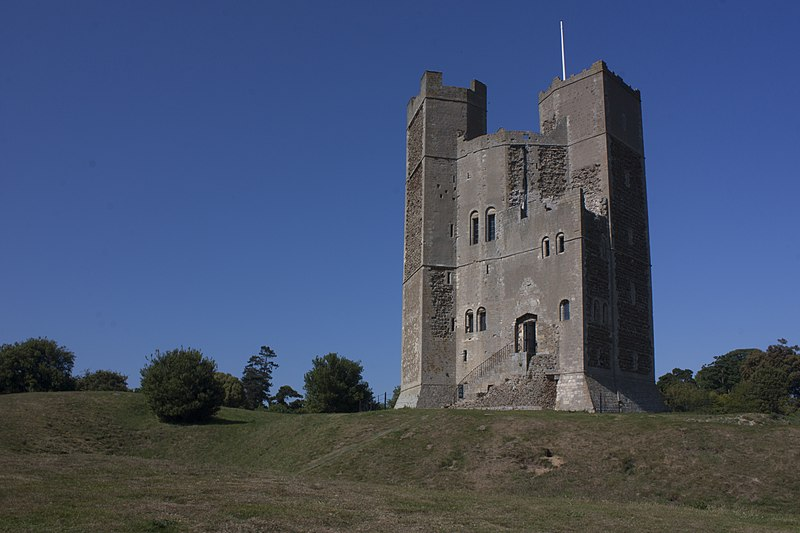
top-left (657, 339), bottom-right (799, 414)
top-left (0, 338), bottom-right (401, 423)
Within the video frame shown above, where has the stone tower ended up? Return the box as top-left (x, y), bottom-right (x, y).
top-left (396, 61), bottom-right (663, 412)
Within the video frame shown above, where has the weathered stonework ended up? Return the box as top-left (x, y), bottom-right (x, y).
top-left (398, 61), bottom-right (663, 412)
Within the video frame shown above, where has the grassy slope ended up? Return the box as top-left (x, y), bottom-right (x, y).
top-left (1, 392), bottom-right (799, 532)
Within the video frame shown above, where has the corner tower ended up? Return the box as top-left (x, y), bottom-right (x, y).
top-left (396, 72), bottom-right (487, 408)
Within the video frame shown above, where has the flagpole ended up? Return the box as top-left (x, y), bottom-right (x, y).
top-left (560, 21), bottom-right (566, 81)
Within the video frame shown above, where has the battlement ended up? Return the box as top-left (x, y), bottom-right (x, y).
top-left (539, 60), bottom-right (640, 104)
top-left (407, 71), bottom-right (487, 124)
top-left (457, 129), bottom-right (558, 158)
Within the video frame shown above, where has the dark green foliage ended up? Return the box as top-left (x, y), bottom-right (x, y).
top-left (388, 385), bottom-right (401, 409)
top-left (695, 349), bottom-right (758, 394)
top-left (241, 346), bottom-right (278, 410)
top-left (0, 338), bottom-right (75, 393)
top-left (140, 348), bottom-right (223, 423)
top-left (214, 372), bottom-right (245, 408)
top-left (303, 353), bottom-right (374, 413)
top-left (660, 381), bottom-right (712, 412)
top-left (657, 368), bottom-right (711, 412)
top-left (739, 340), bottom-right (800, 414)
top-left (76, 370), bottom-right (128, 391)
top-left (273, 385), bottom-right (303, 410)
top-left (656, 368), bottom-right (696, 391)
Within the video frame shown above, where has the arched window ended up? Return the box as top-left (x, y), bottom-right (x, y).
top-left (485, 208), bottom-right (496, 242)
top-left (465, 310), bottom-right (474, 333)
top-left (592, 299), bottom-right (600, 322)
top-left (559, 299), bottom-right (570, 321)
top-left (477, 307), bottom-right (487, 331)
top-left (556, 233), bottom-right (565, 254)
top-left (470, 212), bottom-right (479, 245)
top-left (602, 302), bottom-right (608, 325)
top-left (542, 237), bottom-right (550, 258)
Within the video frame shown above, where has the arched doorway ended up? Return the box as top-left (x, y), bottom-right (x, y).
top-left (514, 314), bottom-right (537, 365)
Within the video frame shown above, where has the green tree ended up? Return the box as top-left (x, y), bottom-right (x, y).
top-left (739, 339), bottom-right (800, 414)
top-left (76, 370), bottom-right (128, 391)
top-left (695, 348), bottom-right (759, 394)
top-left (214, 372), bottom-right (245, 408)
top-left (241, 346), bottom-right (278, 410)
top-left (656, 368), bottom-right (696, 392)
top-left (388, 385), bottom-right (401, 409)
top-left (140, 348), bottom-right (223, 423)
top-left (303, 353), bottom-right (374, 413)
top-left (0, 338), bottom-right (75, 393)
top-left (273, 385), bottom-right (303, 408)
top-left (656, 369), bottom-right (711, 412)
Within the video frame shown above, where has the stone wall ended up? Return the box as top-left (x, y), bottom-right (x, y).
top-left (609, 137), bottom-right (652, 376)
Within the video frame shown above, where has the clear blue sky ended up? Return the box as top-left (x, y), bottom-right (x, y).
top-left (2, 1), bottom-right (798, 398)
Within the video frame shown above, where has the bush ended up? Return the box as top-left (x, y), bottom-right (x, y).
top-left (303, 353), bottom-right (374, 413)
top-left (76, 370), bottom-right (128, 391)
top-left (214, 372), bottom-right (245, 408)
top-left (660, 381), bottom-right (712, 412)
top-left (140, 348), bottom-right (224, 423)
top-left (0, 338), bottom-right (75, 393)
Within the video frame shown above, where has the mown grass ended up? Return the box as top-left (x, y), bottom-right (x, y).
top-left (1, 392), bottom-right (799, 531)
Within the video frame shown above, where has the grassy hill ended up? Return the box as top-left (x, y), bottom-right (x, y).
top-left (1, 392), bottom-right (799, 532)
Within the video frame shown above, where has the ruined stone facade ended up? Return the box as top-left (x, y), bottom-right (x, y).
top-left (397, 61), bottom-right (663, 412)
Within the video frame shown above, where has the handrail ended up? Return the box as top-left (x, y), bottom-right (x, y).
top-left (457, 342), bottom-right (516, 390)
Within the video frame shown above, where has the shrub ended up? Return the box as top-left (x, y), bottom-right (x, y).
top-left (214, 372), bottom-right (245, 408)
top-left (76, 370), bottom-right (128, 391)
top-left (140, 348), bottom-right (223, 423)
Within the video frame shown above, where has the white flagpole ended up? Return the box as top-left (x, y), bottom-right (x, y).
top-left (560, 21), bottom-right (566, 81)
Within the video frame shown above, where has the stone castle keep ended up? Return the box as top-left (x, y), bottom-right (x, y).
top-left (397, 61), bottom-right (663, 412)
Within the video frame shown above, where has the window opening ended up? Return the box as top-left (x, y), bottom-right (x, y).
top-left (450, 224), bottom-right (454, 238)
top-left (602, 302), bottom-right (609, 325)
top-left (451, 317), bottom-right (455, 332)
top-left (477, 308), bottom-right (486, 331)
top-left (463, 350), bottom-right (468, 362)
top-left (560, 300), bottom-right (570, 321)
top-left (486, 208), bottom-right (496, 241)
top-left (470, 212), bottom-right (479, 245)
top-left (542, 237), bottom-right (550, 258)
top-left (446, 272), bottom-right (452, 284)
top-left (457, 384), bottom-right (464, 398)
top-left (592, 300), bottom-right (599, 323)
top-left (465, 310), bottom-right (474, 333)
top-left (556, 233), bottom-right (565, 254)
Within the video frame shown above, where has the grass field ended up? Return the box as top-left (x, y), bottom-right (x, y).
top-left (1, 392), bottom-right (799, 531)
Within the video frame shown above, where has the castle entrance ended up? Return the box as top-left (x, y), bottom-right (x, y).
top-left (515, 314), bottom-right (537, 366)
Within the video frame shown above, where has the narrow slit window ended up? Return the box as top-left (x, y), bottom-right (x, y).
top-left (602, 302), bottom-right (609, 325)
top-left (542, 237), bottom-right (551, 258)
top-left (559, 299), bottom-right (570, 321)
top-left (556, 233), bottom-right (565, 254)
top-left (486, 208), bottom-right (496, 241)
top-left (446, 272), bottom-right (452, 284)
top-left (477, 307), bottom-right (486, 331)
top-left (470, 212), bottom-right (479, 245)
